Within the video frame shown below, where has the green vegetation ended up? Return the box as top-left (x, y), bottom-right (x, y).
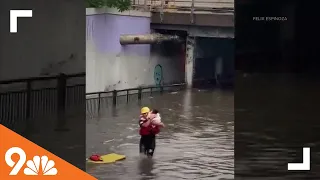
top-left (86, 0), bottom-right (131, 12)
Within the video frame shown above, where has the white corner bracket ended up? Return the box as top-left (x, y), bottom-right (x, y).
top-left (10, 10), bottom-right (33, 33)
top-left (287, 147), bottom-right (310, 171)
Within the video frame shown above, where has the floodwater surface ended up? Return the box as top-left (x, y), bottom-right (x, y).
top-left (86, 90), bottom-right (234, 180)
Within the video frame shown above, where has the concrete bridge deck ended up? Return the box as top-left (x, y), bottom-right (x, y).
top-left (132, 0), bottom-right (234, 27)
top-left (132, 0), bottom-right (234, 10)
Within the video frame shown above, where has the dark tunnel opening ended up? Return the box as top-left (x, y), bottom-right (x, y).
top-left (193, 37), bottom-right (234, 89)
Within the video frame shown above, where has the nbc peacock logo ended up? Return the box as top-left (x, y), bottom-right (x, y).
top-left (24, 155), bottom-right (58, 175)
top-left (5, 147), bottom-right (58, 176)
top-left (1, 125), bottom-right (97, 180)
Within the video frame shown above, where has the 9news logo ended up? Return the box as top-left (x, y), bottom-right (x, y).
top-left (5, 147), bottom-right (58, 176)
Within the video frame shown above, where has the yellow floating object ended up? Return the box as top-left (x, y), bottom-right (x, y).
top-left (87, 153), bottom-right (126, 164)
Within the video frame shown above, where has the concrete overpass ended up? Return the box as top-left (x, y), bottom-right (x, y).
top-left (132, 0), bottom-right (234, 26)
top-left (129, 0), bottom-right (234, 87)
top-left (132, 0), bottom-right (234, 87)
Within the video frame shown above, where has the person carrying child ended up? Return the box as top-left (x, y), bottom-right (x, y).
top-left (139, 107), bottom-right (164, 157)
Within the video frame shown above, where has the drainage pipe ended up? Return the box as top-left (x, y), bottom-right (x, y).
top-left (120, 33), bottom-right (182, 45)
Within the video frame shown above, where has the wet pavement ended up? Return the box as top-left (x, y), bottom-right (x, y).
top-left (86, 89), bottom-right (234, 180)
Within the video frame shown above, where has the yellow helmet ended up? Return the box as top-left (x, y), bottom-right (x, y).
top-left (141, 107), bottom-right (150, 114)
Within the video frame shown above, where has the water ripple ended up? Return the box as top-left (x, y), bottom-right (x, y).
top-left (86, 90), bottom-right (234, 180)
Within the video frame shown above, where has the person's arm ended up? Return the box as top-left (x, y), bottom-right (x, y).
top-left (151, 119), bottom-right (165, 128)
top-left (139, 118), bottom-right (151, 127)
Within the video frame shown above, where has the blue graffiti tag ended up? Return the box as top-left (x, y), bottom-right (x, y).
top-left (154, 64), bottom-right (163, 86)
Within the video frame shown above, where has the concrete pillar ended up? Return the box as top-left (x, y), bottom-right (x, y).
top-left (185, 36), bottom-right (196, 88)
top-left (215, 56), bottom-right (223, 86)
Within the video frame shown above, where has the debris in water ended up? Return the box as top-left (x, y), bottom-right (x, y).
top-left (103, 139), bottom-right (115, 144)
top-left (179, 115), bottom-right (188, 118)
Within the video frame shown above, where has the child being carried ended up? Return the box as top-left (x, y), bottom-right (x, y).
top-left (148, 109), bottom-right (164, 127)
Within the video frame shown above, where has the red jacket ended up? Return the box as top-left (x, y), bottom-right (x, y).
top-left (139, 115), bottom-right (160, 136)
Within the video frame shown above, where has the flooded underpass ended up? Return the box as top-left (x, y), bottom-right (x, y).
top-left (86, 90), bottom-right (234, 180)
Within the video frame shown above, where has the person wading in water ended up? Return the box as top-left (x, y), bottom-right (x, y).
top-left (139, 107), bottom-right (164, 157)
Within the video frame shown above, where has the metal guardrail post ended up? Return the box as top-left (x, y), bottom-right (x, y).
top-left (98, 92), bottom-right (101, 113)
top-left (55, 73), bottom-right (68, 132)
top-left (144, 0), bottom-right (147, 11)
top-left (138, 87), bottom-right (142, 100)
top-left (191, 0), bottom-right (195, 23)
top-left (126, 90), bottom-right (129, 103)
top-left (112, 90), bottom-right (117, 106)
top-left (25, 80), bottom-right (32, 135)
top-left (160, 0), bottom-right (164, 23)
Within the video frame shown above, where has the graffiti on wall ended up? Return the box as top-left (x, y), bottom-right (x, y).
top-left (154, 64), bottom-right (163, 86)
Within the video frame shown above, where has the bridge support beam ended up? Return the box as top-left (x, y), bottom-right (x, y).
top-left (185, 36), bottom-right (196, 88)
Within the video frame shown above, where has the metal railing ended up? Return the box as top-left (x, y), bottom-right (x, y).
top-left (86, 83), bottom-right (186, 116)
top-left (0, 73), bottom-right (85, 132)
top-left (131, 0), bottom-right (234, 12)
top-left (0, 72), bottom-right (185, 132)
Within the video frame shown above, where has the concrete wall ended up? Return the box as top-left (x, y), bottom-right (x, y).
top-left (86, 8), bottom-right (184, 93)
top-left (0, 0), bottom-right (85, 81)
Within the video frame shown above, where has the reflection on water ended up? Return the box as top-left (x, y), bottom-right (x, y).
top-left (86, 90), bottom-right (234, 180)
top-left (138, 158), bottom-right (155, 179)
top-left (236, 74), bottom-right (320, 179)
